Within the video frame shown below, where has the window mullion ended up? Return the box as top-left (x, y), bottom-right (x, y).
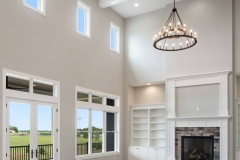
top-left (89, 93), bottom-right (92, 103)
top-left (115, 113), bottom-right (119, 152)
top-left (30, 78), bottom-right (33, 93)
top-left (103, 111), bottom-right (106, 153)
top-left (89, 109), bottom-right (92, 155)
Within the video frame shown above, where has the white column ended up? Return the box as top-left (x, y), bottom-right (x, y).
top-left (167, 120), bottom-right (175, 160)
top-left (168, 81), bottom-right (176, 118)
top-left (219, 75), bottom-right (229, 116)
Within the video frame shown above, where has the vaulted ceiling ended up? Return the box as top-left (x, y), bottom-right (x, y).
top-left (99, 0), bottom-right (181, 18)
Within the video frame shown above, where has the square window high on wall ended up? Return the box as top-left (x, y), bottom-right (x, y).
top-left (110, 22), bottom-right (120, 54)
top-left (23, 0), bottom-right (46, 15)
top-left (77, 0), bottom-right (91, 39)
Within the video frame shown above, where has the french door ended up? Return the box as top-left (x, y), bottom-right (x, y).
top-left (6, 98), bottom-right (58, 160)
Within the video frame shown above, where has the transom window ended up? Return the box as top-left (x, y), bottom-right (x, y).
top-left (110, 22), bottom-right (120, 54)
top-left (77, 0), bottom-right (91, 38)
top-left (6, 73), bottom-right (57, 97)
top-left (23, 0), bottom-right (46, 15)
top-left (76, 87), bottom-right (120, 158)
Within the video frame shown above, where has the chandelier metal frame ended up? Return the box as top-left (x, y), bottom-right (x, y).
top-left (153, 0), bottom-right (197, 51)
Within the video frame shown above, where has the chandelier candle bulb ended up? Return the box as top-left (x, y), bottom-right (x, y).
top-left (180, 43), bottom-right (182, 49)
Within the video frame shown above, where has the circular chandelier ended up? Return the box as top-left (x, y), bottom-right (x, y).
top-left (153, 0), bottom-right (198, 51)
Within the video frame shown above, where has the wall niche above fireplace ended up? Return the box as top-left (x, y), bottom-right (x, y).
top-left (181, 136), bottom-right (214, 160)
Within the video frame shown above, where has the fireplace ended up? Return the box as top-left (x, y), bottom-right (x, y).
top-left (181, 136), bottom-right (214, 160)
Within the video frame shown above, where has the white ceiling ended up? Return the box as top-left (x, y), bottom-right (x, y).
top-left (110, 0), bottom-right (181, 18)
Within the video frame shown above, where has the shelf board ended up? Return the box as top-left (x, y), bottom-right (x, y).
top-left (150, 138), bottom-right (166, 140)
top-left (131, 103), bottom-right (166, 107)
top-left (133, 129), bottom-right (148, 131)
top-left (133, 116), bottom-right (148, 118)
top-left (133, 137), bottom-right (148, 139)
top-left (150, 129), bottom-right (166, 131)
top-left (150, 122), bottom-right (166, 124)
top-left (133, 122), bottom-right (148, 124)
top-left (150, 116), bottom-right (165, 118)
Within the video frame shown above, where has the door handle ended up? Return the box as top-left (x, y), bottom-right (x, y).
top-left (36, 149), bottom-right (38, 158)
top-left (31, 149), bottom-right (34, 158)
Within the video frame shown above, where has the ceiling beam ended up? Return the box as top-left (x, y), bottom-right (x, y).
top-left (99, 0), bottom-right (129, 8)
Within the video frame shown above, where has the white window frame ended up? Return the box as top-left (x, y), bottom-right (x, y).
top-left (77, 0), bottom-right (91, 39)
top-left (75, 86), bottom-right (120, 160)
top-left (23, 0), bottom-right (46, 16)
top-left (2, 68), bottom-right (61, 160)
top-left (110, 22), bottom-right (120, 54)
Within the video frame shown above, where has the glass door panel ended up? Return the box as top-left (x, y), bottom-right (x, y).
top-left (9, 101), bottom-right (31, 160)
top-left (77, 109), bottom-right (89, 155)
top-left (7, 99), bottom-right (57, 160)
top-left (91, 110), bottom-right (103, 154)
top-left (37, 105), bottom-right (53, 160)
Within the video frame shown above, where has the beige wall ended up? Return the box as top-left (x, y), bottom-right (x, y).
top-left (134, 84), bottom-right (165, 105)
top-left (165, 0), bottom-right (232, 77)
top-left (0, 0), bottom-right (124, 160)
top-left (125, 9), bottom-right (166, 85)
top-left (176, 84), bottom-right (220, 117)
top-left (234, 0), bottom-right (240, 74)
top-left (124, 0), bottom-right (233, 159)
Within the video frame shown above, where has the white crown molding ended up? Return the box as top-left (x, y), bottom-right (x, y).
top-left (166, 70), bottom-right (231, 80)
top-left (99, 0), bottom-right (128, 8)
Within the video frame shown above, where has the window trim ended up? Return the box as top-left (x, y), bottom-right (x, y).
top-left (23, 0), bottom-right (46, 16)
top-left (110, 22), bottom-right (120, 54)
top-left (2, 69), bottom-right (61, 160)
top-left (77, 0), bottom-right (91, 39)
top-left (75, 86), bottom-right (120, 159)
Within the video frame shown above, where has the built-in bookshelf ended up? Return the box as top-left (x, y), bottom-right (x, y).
top-left (131, 104), bottom-right (166, 148)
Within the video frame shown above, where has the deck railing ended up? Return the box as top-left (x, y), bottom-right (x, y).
top-left (10, 144), bottom-right (53, 160)
top-left (77, 142), bottom-right (102, 155)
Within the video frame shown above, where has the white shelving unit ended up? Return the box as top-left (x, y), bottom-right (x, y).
top-left (131, 104), bottom-right (166, 148)
top-left (129, 104), bottom-right (166, 160)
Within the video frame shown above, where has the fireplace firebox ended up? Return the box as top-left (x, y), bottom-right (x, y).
top-left (181, 136), bottom-right (214, 160)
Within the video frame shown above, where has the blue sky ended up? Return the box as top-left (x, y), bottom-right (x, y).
top-left (10, 102), bottom-right (52, 131)
top-left (77, 109), bottom-right (103, 129)
top-left (78, 8), bottom-right (85, 33)
top-left (26, 0), bottom-right (38, 9)
top-left (110, 28), bottom-right (116, 50)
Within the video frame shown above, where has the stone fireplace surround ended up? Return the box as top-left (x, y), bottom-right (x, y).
top-left (167, 117), bottom-right (229, 160)
top-left (166, 71), bottom-right (231, 160)
top-left (175, 127), bottom-right (220, 160)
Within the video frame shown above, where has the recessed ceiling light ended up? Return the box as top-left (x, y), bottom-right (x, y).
top-left (134, 3), bottom-right (139, 7)
top-left (147, 83), bottom-right (151, 85)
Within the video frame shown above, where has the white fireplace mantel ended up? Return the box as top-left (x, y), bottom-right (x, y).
top-left (166, 71), bottom-right (231, 160)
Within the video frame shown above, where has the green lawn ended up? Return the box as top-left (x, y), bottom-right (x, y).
top-left (10, 135), bottom-right (101, 146)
